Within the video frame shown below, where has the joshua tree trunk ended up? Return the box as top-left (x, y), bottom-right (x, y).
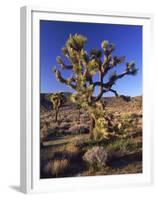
top-left (90, 116), bottom-right (95, 139)
top-left (55, 108), bottom-right (59, 122)
top-left (77, 108), bottom-right (81, 124)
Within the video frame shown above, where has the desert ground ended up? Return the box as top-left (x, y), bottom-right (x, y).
top-left (40, 93), bottom-right (142, 178)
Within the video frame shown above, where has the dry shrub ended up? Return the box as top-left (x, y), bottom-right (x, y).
top-left (40, 122), bottom-right (49, 143)
top-left (45, 158), bottom-right (69, 177)
top-left (49, 122), bottom-right (59, 129)
top-left (83, 146), bottom-right (108, 171)
top-left (64, 143), bottom-right (79, 154)
top-left (71, 137), bottom-right (87, 147)
top-left (58, 143), bottom-right (80, 157)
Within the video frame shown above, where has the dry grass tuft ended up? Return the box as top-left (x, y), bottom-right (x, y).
top-left (45, 158), bottom-right (69, 177)
top-left (58, 143), bottom-right (80, 156)
top-left (65, 143), bottom-right (79, 154)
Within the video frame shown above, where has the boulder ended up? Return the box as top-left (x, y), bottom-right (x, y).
top-left (68, 124), bottom-right (89, 134)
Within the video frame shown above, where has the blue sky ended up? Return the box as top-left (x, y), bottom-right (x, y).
top-left (40, 20), bottom-right (142, 97)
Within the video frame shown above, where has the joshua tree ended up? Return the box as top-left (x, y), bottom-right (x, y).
top-left (70, 95), bottom-right (82, 124)
top-left (50, 92), bottom-right (65, 122)
top-left (52, 34), bottom-right (137, 139)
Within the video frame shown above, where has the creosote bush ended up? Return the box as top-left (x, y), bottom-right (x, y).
top-left (83, 146), bottom-right (108, 170)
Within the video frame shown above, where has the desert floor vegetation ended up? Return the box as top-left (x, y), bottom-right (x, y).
top-left (40, 95), bottom-right (142, 178)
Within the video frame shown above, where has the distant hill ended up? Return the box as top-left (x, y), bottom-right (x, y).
top-left (104, 96), bottom-right (142, 113)
top-left (40, 92), bottom-right (142, 113)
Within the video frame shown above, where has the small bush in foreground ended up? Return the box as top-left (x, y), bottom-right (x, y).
top-left (83, 146), bottom-right (108, 171)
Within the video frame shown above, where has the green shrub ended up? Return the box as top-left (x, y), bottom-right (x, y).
top-left (106, 138), bottom-right (135, 153)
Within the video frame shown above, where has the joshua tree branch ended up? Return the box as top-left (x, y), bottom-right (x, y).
top-left (102, 58), bottom-right (111, 76)
top-left (52, 68), bottom-right (76, 90)
top-left (99, 70), bottom-right (103, 92)
top-left (104, 69), bottom-right (137, 89)
top-left (94, 89), bottom-right (107, 102)
top-left (93, 69), bottom-right (135, 90)
top-left (102, 56), bottom-right (126, 78)
top-left (58, 62), bottom-right (73, 70)
top-left (56, 56), bottom-right (73, 70)
top-left (61, 64), bottom-right (73, 70)
top-left (109, 88), bottom-right (119, 97)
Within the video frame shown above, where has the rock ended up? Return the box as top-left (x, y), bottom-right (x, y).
top-left (80, 113), bottom-right (89, 118)
top-left (60, 122), bottom-right (71, 129)
top-left (58, 129), bottom-right (71, 134)
top-left (68, 124), bottom-right (89, 134)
